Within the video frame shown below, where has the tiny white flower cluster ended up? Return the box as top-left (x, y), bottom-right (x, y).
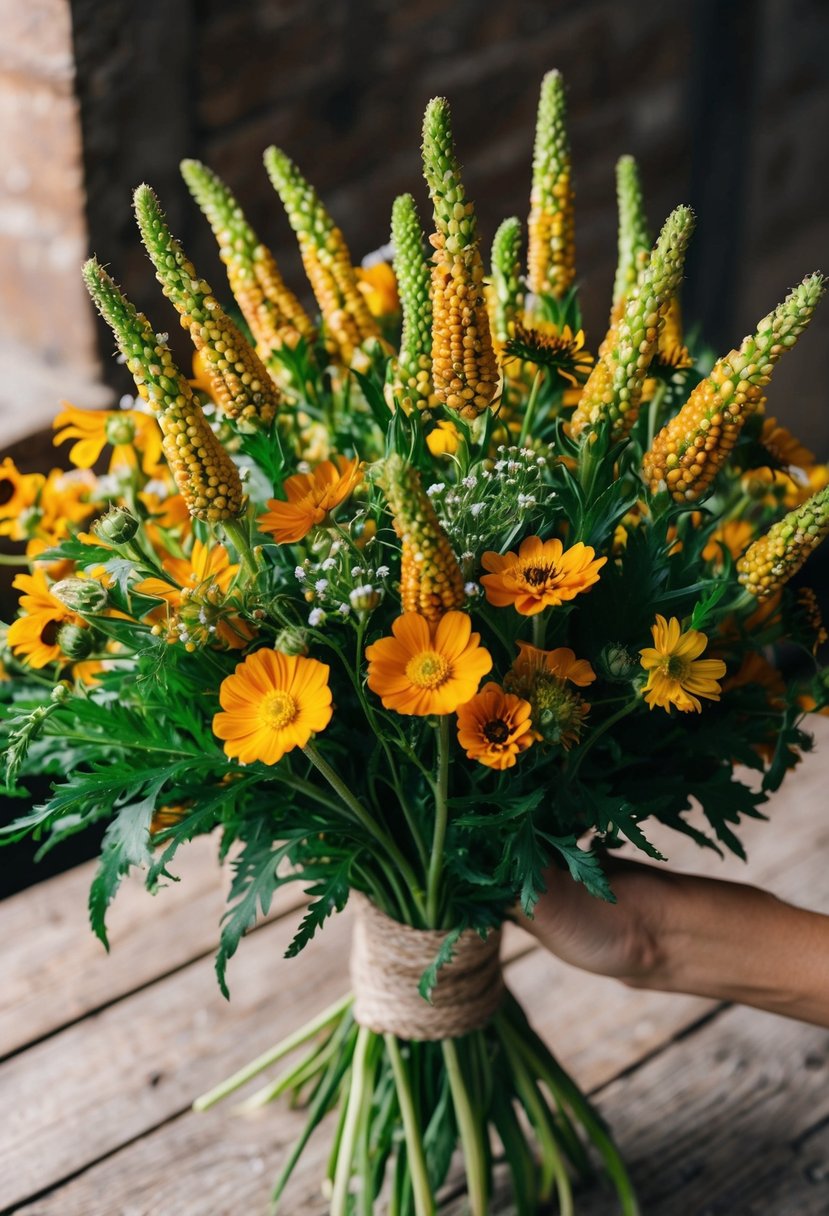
top-left (294, 540), bottom-right (391, 628)
top-left (429, 444), bottom-right (556, 562)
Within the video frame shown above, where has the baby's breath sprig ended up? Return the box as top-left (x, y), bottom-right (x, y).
top-left (133, 185), bottom-right (281, 426)
top-left (429, 444), bottom-right (554, 567)
top-left (181, 158), bottom-right (315, 357)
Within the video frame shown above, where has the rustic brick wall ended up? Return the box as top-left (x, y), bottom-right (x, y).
top-left (1, 0), bottom-right (827, 455)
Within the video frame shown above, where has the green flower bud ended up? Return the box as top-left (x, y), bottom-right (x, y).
top-left (349, 584), bottom-right (382, 614)
top-left (96, 506), bottom-right (139, 545)
top-left (598, 642), bottom-right (639, 682)
top-left (274, 625), bottom-right (310, 656)
top-left (57, 622), bottom-right (100, 661)
top-left (51, 577), bottom-right (110, 614)
top-left (105, 414), bottom-right (137, 447)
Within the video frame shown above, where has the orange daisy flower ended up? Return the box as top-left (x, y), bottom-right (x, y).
top-left (258, 456), bottom-right (363, 545)
top-left (456, 683), bottom-right (534, 770)
top-left (213, 649), bottom-right (333, 765)
top-left (510, 642), bottom-right (596, 688)
top-left (7, 569), bottom-right (76, 668)
top-left (365, 611), bottom-right (492, 716)
top-left (640, 616), bottom-right (726, 713)
top-left (701, 520), bottom-right (754, 566)
top-left (480, 536), bottom-right (606, 616)
top-left (52, 402), bottom-right (163, 475)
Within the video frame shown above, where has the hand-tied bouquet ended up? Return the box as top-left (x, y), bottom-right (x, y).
top-left (2, 69), bottom-right (828, 1214)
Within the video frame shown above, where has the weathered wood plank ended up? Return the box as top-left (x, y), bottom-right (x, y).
top-left (5, 719), bottom-right (828, 1212)
top-left (0, 834), bottom-right (309, 1061)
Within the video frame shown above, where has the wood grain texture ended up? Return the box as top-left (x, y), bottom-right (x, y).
top-left (4, 718), bottom-right (828, 1213)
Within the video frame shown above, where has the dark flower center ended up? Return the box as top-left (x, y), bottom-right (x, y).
top-left (41, 619), bottom-right (61, 647)
top-left (483, 718), bottom-right (510, 745)
top-left (0, 477), bottom-right (15, 507)
top-left (523, 564), bottom-right (554, 587)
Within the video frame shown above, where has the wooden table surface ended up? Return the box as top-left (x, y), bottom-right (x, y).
top-left (2, 718), bottom-right (828, 1215)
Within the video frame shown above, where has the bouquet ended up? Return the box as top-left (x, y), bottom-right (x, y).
top-left (2, 69), bottom-right (828, 1215)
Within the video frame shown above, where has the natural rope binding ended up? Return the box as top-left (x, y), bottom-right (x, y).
top-left (350, 894), bottom-right (504, 1040)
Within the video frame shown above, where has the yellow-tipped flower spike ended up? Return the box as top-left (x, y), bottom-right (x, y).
top-left (263, 147), bottom-right (381, 364)
top-left (133, 185), bottom-right (280, 426)
top-left (611, 155), bottom-right (651, 320)
top-left (571, 205), bottom-right (695, 440)
top-left (644, 273), bottom-right (826, 501)
top-left (180, 158), bottom-right (315, 356)
top-left (527, 70), bottom-right (575, 300)
top-left (737, 485), bottom-right (829, 599)
top-left (383, 453), bottom-right (465, 622)
top-left (489, 217), bottom-right (524, 346)
top-left (422, 97), bottom-right (500, 420)
top-left (389, 193), bottom-right (433, 413)
top-left (82, 259), bottom-right (244, 522)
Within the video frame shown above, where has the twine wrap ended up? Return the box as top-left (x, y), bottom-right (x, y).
top-left (350, 895), bottom-right (504, 1040)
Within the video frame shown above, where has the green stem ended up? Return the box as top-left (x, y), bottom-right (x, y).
top-left (568, 698), bottom-right (638, 780)
top-left (222, 515), bottom-right (259, 581)
top-left (426, 716), bottom-right (451, 929)
top-left (532, 611), bottom-right (548, 649)
top-left (192, 993), bottom-right (352, 1110)
top-left (303, 742), bottom-right (426, 922)
top-left (442, 1039), bottom-right (489, 1216)
top-left (518, 369), bottom-right (544, 446)
top-left (0, 552), bottom-right (30, 566)
top-left (330, 1025), bottom-right (374, 1216)
top-left (646, 380), bottom-right (667, 450)
top-left (386, 1034), bottom-right (436, 1216)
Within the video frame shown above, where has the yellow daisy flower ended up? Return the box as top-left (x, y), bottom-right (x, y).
top-left (639, 615), bottom-right (726, 713)
top-left (136, 539), bottom-right (251, 651)
top-left (425, 419), bottom-right (462, 457)
top-left (7, 570), bottom-right (76, 668)
top-left (481, 536), bottom-right (606, 616)
top-left (0, 459), bottom-right (44, 539)
top-left (213, 649), bottom-right (333, 765)
top-left (365, 611), bottom-right (492, 717)
top-left (456, 682), bottom-right (534, 770)
top-left (52, 402), bottom-right (163, 475)
top-left (258, 456), bottom-right (363, 545)
top-left (356, 262), bottom-right (400, 317)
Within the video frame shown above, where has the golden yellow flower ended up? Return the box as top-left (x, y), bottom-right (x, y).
top-left (213, 649), bottom-right (333, 765)
top-left (425, 419), bottom-right (462, 457)
top-left (53, 403), bottom-right (163, 474)
top-left (356, 262), bottom-right (400, 317)
top-left (701, 520), bottom-right (754, 565)
top-left (456, 682), bottom-right (534, 770)
top-left (136, 539), bottom-right (251, 650)
top-left (639, 615), bottom-right (726, 713)
top-left (481, 536), bottom-right (606, 616)
top-left (7, 569), bottom-right (76, 668)
top-left (258, 456), bottom-right (363, 545)
top-left (365, 611), bottom-right (492, 716)
top-left (0, 459), bottom-right (44, 539)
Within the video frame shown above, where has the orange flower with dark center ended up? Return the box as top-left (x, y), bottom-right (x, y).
top-left (365, 611), bottom-right (492, 716)
top-left (456, 683), bottom-right (534, 770)
top-left (258, 456), bottom-right (363, 545)
top-left (0, 459), bottom-right (44, 540)
top-left (481, 536), bottom-right (606, 616)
